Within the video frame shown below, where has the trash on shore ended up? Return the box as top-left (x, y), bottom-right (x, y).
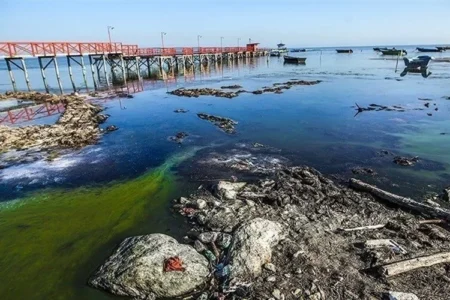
top-left (197, 113), bottom-right (238, 134)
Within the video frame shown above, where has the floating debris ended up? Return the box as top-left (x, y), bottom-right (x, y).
top-left (197, 113), bottom-right (237, 134)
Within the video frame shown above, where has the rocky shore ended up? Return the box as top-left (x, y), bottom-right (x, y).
top-left (90, 165), bottom-right (450, 300)
top-left (197, 113), bottom-right (238, 134)
top-left (0, 92), bottom-right (114, 154)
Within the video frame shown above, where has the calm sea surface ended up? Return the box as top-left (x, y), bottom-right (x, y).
top-left (0, 45), bottom-right (450, 299)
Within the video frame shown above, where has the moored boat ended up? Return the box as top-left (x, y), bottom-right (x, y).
top-left (436, 46), bottom-right (450, 51)
top-left (270, 50), bottom-right (281, 56)
top-left (283, 56), bottom-right (307, 64)
top-left (416, 47), bottom-right (442, 53)
top-left (373, 47), bottom-right (388, 52)
top-left (336, 49), bottom-right (353, 53)
top-left (380, 49), bottom-right (407, 56)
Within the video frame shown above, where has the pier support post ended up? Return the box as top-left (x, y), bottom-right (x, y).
top-left (120, 55), bottom-right (127, 85)
top-left (79, 56), bottom-right (89, 92)
top-left (67, 56), bottom-right (77, 92)
top-left (20, 58), bottom-right (32, 91)
top-left (88, 55), bottom-right (98, 90)
top-left (5, 59), bottom-right (17, 92)
top-left (146, 58), bottom-right (151, 78)
top-left (102, 54), bottom-right (111, 88)
top-left (53, 57), bottom-right (64, 94)
top-left (135, 57), bottom-right (141, 81)
top-left (38, 57), bottom-right (50, 93)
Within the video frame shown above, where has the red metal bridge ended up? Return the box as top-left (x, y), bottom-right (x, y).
top-left (0, 42), bottom-right (265, 58)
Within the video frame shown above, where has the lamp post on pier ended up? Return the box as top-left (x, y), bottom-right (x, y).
top-left (161, 32), bottom-right (166, 54)
top-left (107, 26), bottom-right (114, 49)
top-left (197, 35), bottom-right (202, 54)
top-left (237, 37), bottom-right (241, 51)
top-left (220, 36), bottom-right (224, 53)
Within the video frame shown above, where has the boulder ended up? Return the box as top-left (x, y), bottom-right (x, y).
top-left (215, 181), bottom-right (246, 200)
top-left (443, 187), bottom-right (450, 202)
top-left (89, 234), bottom-right (209, 299)
top-left (386, 291), bottom-right (419, 300)
top-left (229, 218), bottom-right (284, 279)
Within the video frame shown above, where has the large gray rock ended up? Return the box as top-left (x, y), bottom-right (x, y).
top-left (387, 291), bottom-right (419, 300)
top-left (215, 181), bottom-right (246, 200)
top-left (229, 218), bottom-right (284, 279)
top-left (89, 234), bottom-right (209, 299)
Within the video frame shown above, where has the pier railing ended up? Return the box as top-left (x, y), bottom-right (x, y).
top-left (0, 42), bottom-right (123, 57)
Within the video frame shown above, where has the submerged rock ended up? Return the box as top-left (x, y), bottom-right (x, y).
top-left (174, 109), bottom-right (189, 113)
top-left (89, 234), bottom-right (209, 299)
top-left (169, 88), bottom-right (238, 99)
top-left (105, 125), bottom-right (119, 132)
top-left (386, 291), bottom-right (419, 300)
top-left (229, 218), bottom-right (284, 279)
top-left (393, 156), bottom-right (419, 166)
top-left (351, 167), bottom-right (377, 176)
top-left (197, 113), bottom-right (238, 134)
top-left (221, 85), bottom-right (243, 89)
top-left (170, 132), bottom-right (189, 144)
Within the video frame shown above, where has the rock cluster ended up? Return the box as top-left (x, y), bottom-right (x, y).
top-left (171, 166), bottom-right (450, 299)
top-left (220, 85), bottom-right (243, 89)
top-left (169, 88), bottom-right (241, 99)
top-left (197, 113), bottom-right (238, 134)
top-left (0, 92), bottom-right (114, 152)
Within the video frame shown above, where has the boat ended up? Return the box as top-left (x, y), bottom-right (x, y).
top-left (416, 47), bottom-right (442, 53)
top-left (401, 55), bottom-right (433, 78)
top-left (283, 56), bottom-right (307, 64)
top-left (373, 47), bottom-right (388, 52)
top-left (276, 42), bottom-right (288, 53)
top-left (270, 50), bottom-right (281, 57)
top-left (336, 49), bottom-right (353, 53)
top-left (437, 46), bottom-right (450, 51)
top-left (380, 49), bottom-right (407, 56)
top-left (290, 49), bottom-right (306, 52)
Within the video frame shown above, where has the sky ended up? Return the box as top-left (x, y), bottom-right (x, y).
top-left (1, 0), bottom-right (450, 48)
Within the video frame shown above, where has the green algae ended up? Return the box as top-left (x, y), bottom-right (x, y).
top-left (0, 149), bottom-right (197, 300)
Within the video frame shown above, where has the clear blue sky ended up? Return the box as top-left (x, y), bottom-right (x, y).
top-left (1, 0), bottom-right (449, 47)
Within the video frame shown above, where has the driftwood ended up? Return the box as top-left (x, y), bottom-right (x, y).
top-left (340, 219), bottom-right (445, 232)
top-left (349, 178), bottom-right (450, 220)
top-left (364, 239), bottom-right (407, 254)
top-left (379, 252), bottom-right (450, 277)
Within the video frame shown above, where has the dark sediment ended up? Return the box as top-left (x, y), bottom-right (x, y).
top-left (197, 113), bottom-right (238, 134)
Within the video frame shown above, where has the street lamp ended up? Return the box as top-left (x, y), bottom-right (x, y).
top-left (237, 38), bottom-right (241, 51)
top-left (107, 26), bottom-right (114, 48)
top-left (161, 32), bottom-right (167, 52)
top-left (220, 36), bottom-right (224, 52)
top-left (197, 35), bottom-right (202, 53)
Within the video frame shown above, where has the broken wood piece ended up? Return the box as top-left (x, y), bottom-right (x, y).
top-left (364, 239), bottom-right (407, 254)
top-left (340, 224), bottom-right (386, 232)
top-left (349, 178), bottom-right (450, 221)
top-left (379, 251), bottom-right (450, 277)
top-left (339, 219), bottom-right (446, 232)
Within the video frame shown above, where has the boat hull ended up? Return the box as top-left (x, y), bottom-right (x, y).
top-left (336, 49), bottom-right (353, 53)
top-left (283, 56), bottom-right (307, 64)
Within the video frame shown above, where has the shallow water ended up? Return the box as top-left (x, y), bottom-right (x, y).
top-left (0, 46), bottom-right (450, 299)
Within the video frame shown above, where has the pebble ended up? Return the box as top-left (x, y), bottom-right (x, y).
top-left (198, 231), bottom-right (219, 244)
top-left (292, 289), bottom-right (301, 296)
top-left (179, 197), bottom-right (190, 204)
top-left (272, 289), bottom-right (282, 299)
top-left (245, 199), bottom-right (256, 207)
top-left (266, 276), bottom-right (277, 282)
top-left (386, 291), bottom-right (419, 300)
top-left (264, 263), bottom-right (277, 272)
top-left (284, 273), bottom-right (292, 278)
top-left (194, 240), bottom-right (207, 252)
top-left (196, 199), bottom-right (207, 210)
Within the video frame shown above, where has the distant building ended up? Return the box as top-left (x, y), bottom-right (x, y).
top-left (246, 43), bottom-right (259, 52)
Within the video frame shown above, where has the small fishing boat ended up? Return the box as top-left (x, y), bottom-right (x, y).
top-left (416, 47), bottom-right (442, 53)
top-left (336, 49), bottom-right (353, 53)
top-left (381, 49), bottom-right (407, 56)
top-left (284, 56), bottom-right (307, 64)
top-left (276, 42), bottom-right (288, 53)
top-left (291, 49), bottom-right (306, 52)
top-left (270, 50), bottom-right (281, 57)
top-left (401, 55), bottom-right (433, 78)
top-left (436, 46), bottom-right (450, 51)
top-left (373, 47), bottom-right (388, 52)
